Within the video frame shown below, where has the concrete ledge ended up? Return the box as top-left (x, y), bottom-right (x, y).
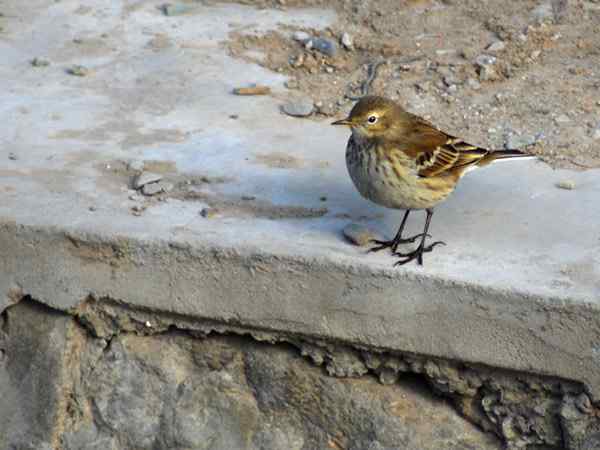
top-left (2, 221), bottom-right (600, 400)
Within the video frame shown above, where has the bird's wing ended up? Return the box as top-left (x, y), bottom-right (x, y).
top-left (397, 115), bottom-right (488, 178)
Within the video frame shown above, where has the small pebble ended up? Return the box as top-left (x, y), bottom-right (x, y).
top-left (282, 97), bottom-right (314, 117)
top-left (88, 206), bottom-right (97, 212)
top-left (233, 85), bottom-right (270, 96)
top-left (530, 50), bottom-right (542, 60)
top-left (466, 78), bottom-right (481, 90)
top-left (461, 48), bottom-right (478, 60)
top-left (241, 195), bottom-right (256, 201)
top-left (31, 57), bottom-right (50, 67)
top-left (134, 171), bottom-right (163, 189)
top-left (320, 196), bottom-right (327, 202)
top-left (229, 114), bottom-right (239, 119)
top-left (592, 127), bottom-right (600, 140)
top-left (475, 54), bottom-right (496, 67)
top-left (478, 65), bottom-right (497, 81)
top-left (142, 183), bottom-right (163, 196)
top-left (67, 65), bottom-right (90, 77)
top-left (310, 38), bottom-right (337, 57)
top-left (315, 102), bottom-right (335, 116)
top-left (292, 31), bottom-right (310, 42)
top-left (555, 114), bottom-right (571, 124)
top-left (200, 207), bottom-right (219, 218)
top-left (487, 41), bottom-right (506, 52)
top-left (341, 32), bottom-right (353, 50)
top-left (8, 152), bottom-right (18, 160)
top-left (343, 223), bottom-right (378, 247)
top-left (142, 181), bottom-right (173, 196)
top-left (556, 180), bottom-right (576, 190)
top-left (161, 3), bottom-right (194, 16)
top-left (131, 205), bottom-right (146, 216)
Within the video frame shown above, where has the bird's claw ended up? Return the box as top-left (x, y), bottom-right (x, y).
top-left (368, 233), bottom-right (432, 253)
top-left (367, 239), bottom-right (395, 253)
top-left (392, 241), bottom-right (446, 266)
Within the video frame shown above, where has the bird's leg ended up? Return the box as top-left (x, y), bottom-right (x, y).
top-left (393, 209), bottom-right (445, 266)
top-left (369, 210), bottom-right (427, 253)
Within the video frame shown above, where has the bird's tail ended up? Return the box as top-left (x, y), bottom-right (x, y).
top-left (477, 149), bottom-right (537, 167)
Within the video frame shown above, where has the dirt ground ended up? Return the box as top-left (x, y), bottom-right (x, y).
top-left (221, 0), bottom-right (600, 169)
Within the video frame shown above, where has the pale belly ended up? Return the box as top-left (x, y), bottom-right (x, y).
top-left (345, 142), bottom-right (454, 210)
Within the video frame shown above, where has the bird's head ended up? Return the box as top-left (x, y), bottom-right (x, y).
top-left (331, 96), bottom-right (405, 139)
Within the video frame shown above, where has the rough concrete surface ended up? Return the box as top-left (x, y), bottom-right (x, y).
top-left (1, 0), bottom-right (600, 448)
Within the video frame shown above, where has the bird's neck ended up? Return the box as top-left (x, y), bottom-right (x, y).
top-left (351, 129), bottom-right (379, 147)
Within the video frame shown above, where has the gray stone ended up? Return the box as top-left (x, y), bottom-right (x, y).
top-left (466, 77), bottom-right (481, 90)
top-left (61, 331), bottom-right (496, 450)
top-left (555, 113), bottom-right (571, 124)
top-left (475, 54), bottom-right (497, 67)
top-left (243, 339), bottom-right (500, 450)
top-left (341, 32), bottom-right (353, 50)
top-left (62, 423), bottom-right (118, 450)
top-left (310, 37), bottom-right (337, 57)
top-left (133, 171), bottom-right (163, 189)
top-left (478, 64), bottom-right (498, 81)
top-left (0, 299), bottom-right (74, 450)
top-left (292, 31), bottom-right (310, 42)
top-left (592, 127), bottom-right (600, 140)
top-left (161, 3), bottom-right (194, 16)
top-left (530, 50), bottom-right (542, 60)
top-left (31, 57), bottom-right (50, 67)
top-left (200, 207), bottom-right (219, 218)
top-left (487, 40), bottom-right (506, 52)
top-left (556, 180), bottom-right (576, 190)
top-left (282, 97), bottom-right (314, 117)
top-left (67, 65), bottom-right (91, 76)
top-left (141, 180), bottom-right (173, 196)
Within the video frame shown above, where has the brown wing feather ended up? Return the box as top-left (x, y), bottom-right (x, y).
top-left (394, 114), bottom-right (489, 178)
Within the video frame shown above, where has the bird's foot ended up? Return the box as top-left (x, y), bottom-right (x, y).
top-left (368, 233), bottom-right (431, 253)
top-left (392, 241), bottom-right (446, 266)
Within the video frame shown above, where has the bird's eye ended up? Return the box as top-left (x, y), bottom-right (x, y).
top-left (367, 115), bottom-right (378, 124)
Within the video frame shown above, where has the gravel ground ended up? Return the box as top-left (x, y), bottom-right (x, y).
top-left (222, 0), bottom-right (600, 169)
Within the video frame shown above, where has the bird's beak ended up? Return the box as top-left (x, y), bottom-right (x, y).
top-left (331, 118), bottom-right (352, 126)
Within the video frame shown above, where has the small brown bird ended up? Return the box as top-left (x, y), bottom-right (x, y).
top-left (332, 96), bottom-right (534, 266)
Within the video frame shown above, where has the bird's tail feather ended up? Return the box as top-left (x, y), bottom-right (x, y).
top-left (478, 149), bottom-right (536, 167)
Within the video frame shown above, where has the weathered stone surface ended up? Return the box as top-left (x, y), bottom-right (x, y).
top-left (61, 332), bottom-right (500, 450)
top-left (0, 299), bottom-right (74, 450)
top-left (2, 297), bottom-right (600, 449)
